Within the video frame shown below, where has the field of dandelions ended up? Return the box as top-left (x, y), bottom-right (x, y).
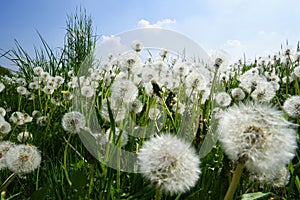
top-left (0, 10), bottom-right (300, 200)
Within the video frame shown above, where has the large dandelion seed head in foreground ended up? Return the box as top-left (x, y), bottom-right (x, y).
top-left (62, 111), bottom-right (86, 133)
top-left (5, 144), bottom-right (41, 174)
top-left (138, 134), bottom-right (201, 195)
top-left (218, 102), bottom-right (297, 176)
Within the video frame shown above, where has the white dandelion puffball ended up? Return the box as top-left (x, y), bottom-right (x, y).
top-left (0, 119), bottom-right (11, 134)
top-left (62, 111), bottom-right (86, 133)
top-left (218, 102), bottom-right (297, 176)
top-left (231, 88), bottom-right (245, 101)
top-left (138, 134), bottom-right (201, 195)
top-left (6, 144), bottom-right (41, 174)
top-left (0, 141), bottom-right (15, 170)
top-left (215, 92), bottom-right (232, 107)
top-left (283, 95), bottom-right (300, 118)
top-left (110, 79), bottom-right (138, 104)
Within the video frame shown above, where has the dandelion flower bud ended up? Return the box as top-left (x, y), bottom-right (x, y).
top-left (5, 144), bottom-right (41, 174)
top-left (138, 134), bottom-right (201, 195)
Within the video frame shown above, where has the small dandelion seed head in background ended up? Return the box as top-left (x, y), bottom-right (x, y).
top-left (61, 111), bottom-right (86, 133)
top-left (283, 95), bottom-right (300, 118)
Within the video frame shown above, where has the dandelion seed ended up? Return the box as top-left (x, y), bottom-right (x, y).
top-left (138, 134), bottom-right (201, 195)
top-left (5, 144), bottom-right (41, 174)
top-left (62, 111), bottom-right (86, 133)
top-left (283, 95), bottom-right (300, 118)
top-left (218, 102), bottom-right (297, 176)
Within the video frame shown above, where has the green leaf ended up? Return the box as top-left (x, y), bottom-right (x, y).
top-left (241, 192), bottom-right (271, 200)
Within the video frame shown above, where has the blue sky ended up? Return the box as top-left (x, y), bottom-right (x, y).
top-left (1, 0), bottom-right (300, 70)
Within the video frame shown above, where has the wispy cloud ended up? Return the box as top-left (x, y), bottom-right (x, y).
top-left (137, 19), bottom-right (176, 29)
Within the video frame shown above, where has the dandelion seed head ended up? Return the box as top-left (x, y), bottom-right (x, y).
top-left (16, 86), bottom-right (27, 95)
top-left (218, 102), bottom-right (297, 176)
top-left (5, 144), bottom-right (41, 174)
top-left (251, 81), bottom-right (276, 102)
top-left (62, 111), bottom-right (86, 133)
top-left (81, 85), bottom-right (95, 97)
top-left (138, 134), bottom-right (201, 195)
top-left (111, 79), bottom-right (138, 104)
top-left (131, 40), bottom-right (144, 52)
top-left (231, 88), bottom-right (245, 101)
top-left (215, 92), bottom-right (232, 107)
top-left (0, 141), bottom-right (15, 170)
top-left (283, 95), bottom-right (300, 118)
top-left (33, 67), bottom-right (44, 76)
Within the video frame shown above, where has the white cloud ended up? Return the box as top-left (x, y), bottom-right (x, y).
top-left (137, 19), bottom-right (176, 29)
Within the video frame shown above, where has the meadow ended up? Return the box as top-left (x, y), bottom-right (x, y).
top-left (0, 10), bottom-right (299, 200)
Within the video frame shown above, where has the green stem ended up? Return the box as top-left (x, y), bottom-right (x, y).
top-left (64, 133), bottom-right (73, 186)
top-left (0, 173), bottom-right (17, 192)
top-left (35, 165), bottom-right (40, 190)
top-left (224, 161), bottom-right (246, 200)
top-left (155, 189), bottom-right (162, 200)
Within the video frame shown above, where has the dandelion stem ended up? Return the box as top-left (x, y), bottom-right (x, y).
top-left (154, 189), bottom-right (162, 200)
top-left (224, 161), bottom-right (245, 200)
top-left (0, 173), bottom-right (17, 192)
top-left (64, 133), bottom-right (73, 186)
